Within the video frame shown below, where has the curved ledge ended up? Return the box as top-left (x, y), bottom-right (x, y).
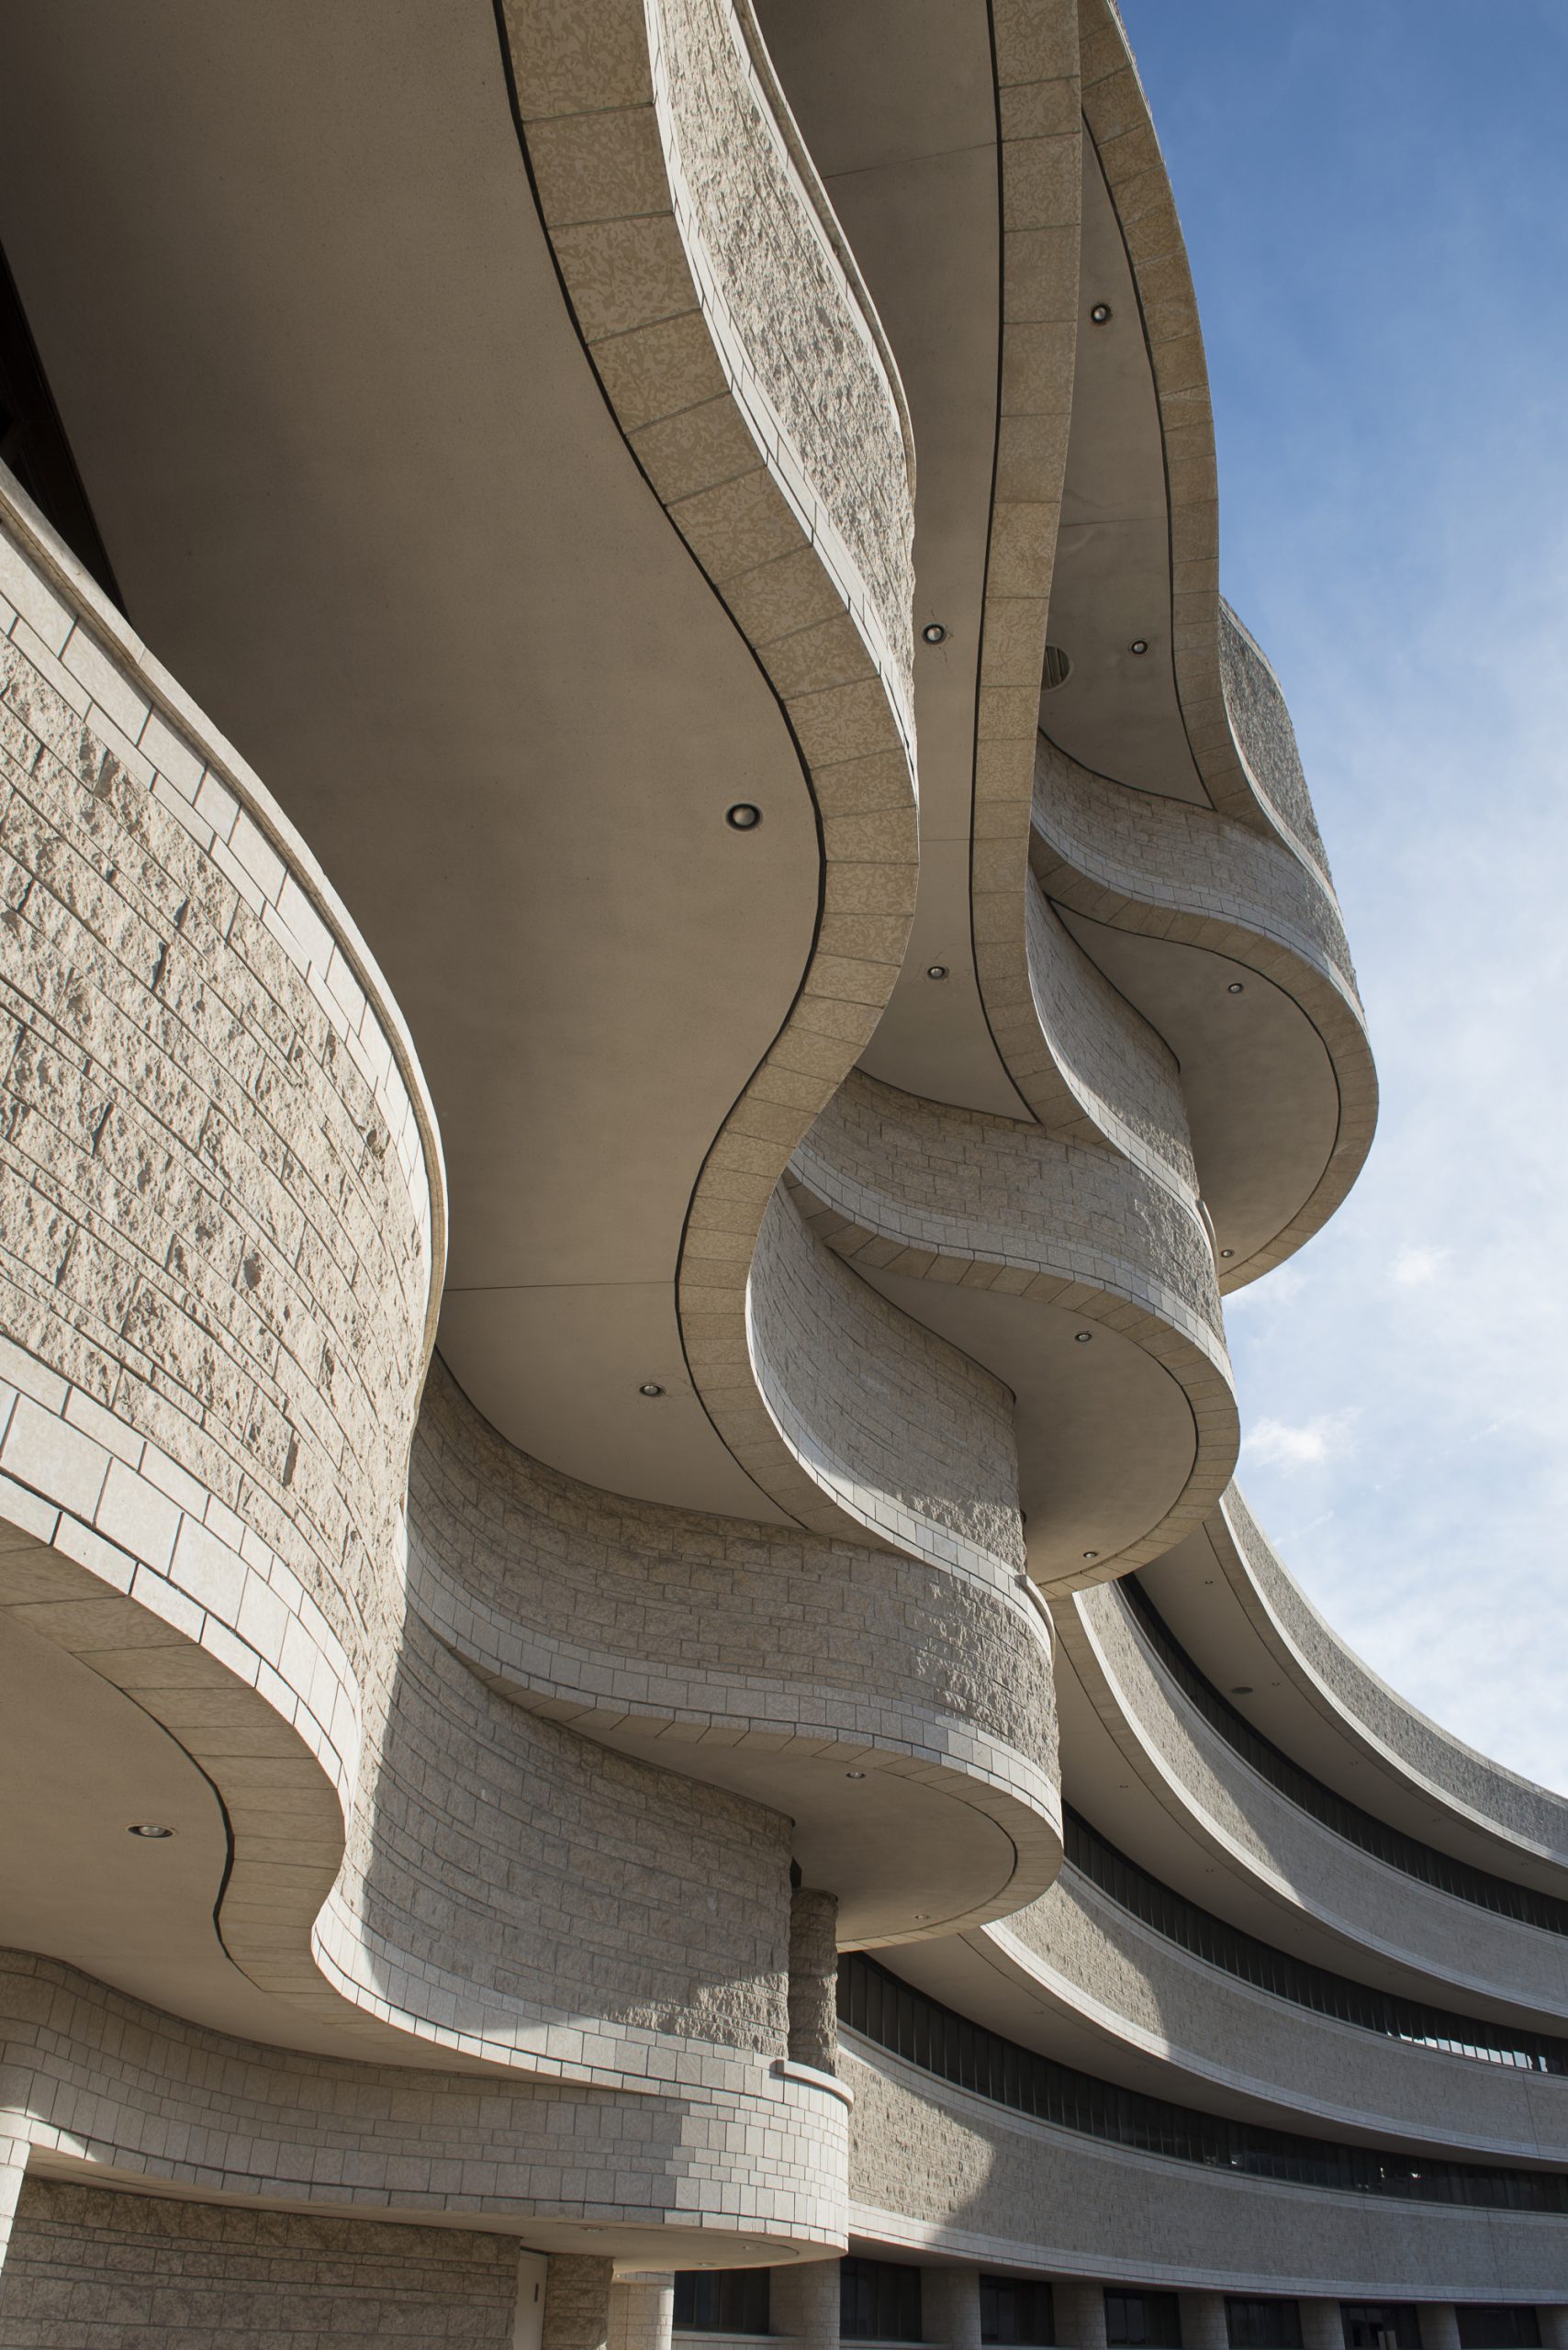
top-left (845, 2035), bottom-right (1568, 2298)
top-left (500, 0), bottom-right (930, 1527)
top-left (977, 1865), bottom-right (1568, 2165)
top-left (407, 1356), bottom-right (1063, 1948)
top-left (1214, 1487), bottom-right (1568, 1880)
top-left (1031, 733), bottom-right (1377, 1279)
top-left (0, 1949), bottom-right (847, 2260)
top-left (788, 1069), bottom-right (1237, 1591)
top-left (1062, 1581), bottom-right (1568, 2022)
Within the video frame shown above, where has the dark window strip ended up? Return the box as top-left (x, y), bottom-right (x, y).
top-left (837, 1951), bottom-right (1568, 2212)
top-left (1120, 1577), bottom-right (1568, 1938)
top-left (1065, 1805), bottom-right (1568, 2075)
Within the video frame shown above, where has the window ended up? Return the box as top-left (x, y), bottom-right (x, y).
top-left (980, 2277), bottom-right (1056, 2344)
top-left (1341, 2307), bottom-right (1422, 2350)
top-left (1105, 2290), bottom-right (1182, 2347)
top-left (841, 2259), bottom-right (923, 2342)
top-left (1457, 2314), bottom-right (1540, 2350)
top-left (1226, 2301), bottom-right (1304, 2350)
top-left (673, 2272), bottom-right (770, 2334)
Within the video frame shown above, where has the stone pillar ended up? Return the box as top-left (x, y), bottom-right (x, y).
top-left (773, 2256), bottom-right (842, 2350)
top-left (1057, 2284), bottom-right (1108, 2350)
top-left (610, 2272), bottom-right (675, 2350)
top-left (1298, 2304), bottom-right (1343, 2350)
top-left (543, 2255), bottom-right (615, 2350)
top-left (1180, 2294), bottom-right (1229, 2350)
top-left (1538, 2311), bottom-right (1568, 2350)
top-left (1417, 2312), bottom-right (1460, 2350)
top-left (789, 1886), bottom-right (840, 2074)
top-left (924, 2267), bottom-right (982, 2350)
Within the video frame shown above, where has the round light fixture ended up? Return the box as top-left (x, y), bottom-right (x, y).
top-left (638, 1382), bottom-right (664, 1397)
top-left (1129, 638), bottom-right (1149, 656)
top-left (845, 1770), bottom-right (867, 1781)
top-left (1082, 1550), bottom-right (1099, 1561)
top-left (922, 622), bottom-right (948, 645)
top-left (726, 803), bottom-right (761, 830)
top-left (128, 1824), bottom-right (174, 1839)
top-left (1227, 980), bottom-right (1245, 994)
top-left (1074, 1329), bottom-right (1093, 1343)
top-left (1090, 303), bottom-right (1112, 324)
top-left (926, 964), bottom-right (948, 980)
top-left (1220, 1248), bottom-right (1234, 1259)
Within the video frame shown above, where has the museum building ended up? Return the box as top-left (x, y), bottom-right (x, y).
top-left (0, 3), bottom-right (1563, 2345)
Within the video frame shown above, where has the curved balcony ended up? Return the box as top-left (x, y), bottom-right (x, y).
top-left (0, 1949), bottom-right (846, 2263)
top-left (979, 1856), bottom-right (1568, 2165)
top-left (1212, 1488), bottom-right (1568, 1879)
top-left (844, 2029), bottom-right (1568, 2300)
top-left (1061, 1578), bottom-right (1568, 2022)
top-left (1028, 735), bottom-right (1376, 1282)
top-left (789, 1069), bottom-right (1235, 1590)
top-left (0, 481), bottom-right (846, 2252)
top-left (408, 1356), bottom-right (1062, 1949)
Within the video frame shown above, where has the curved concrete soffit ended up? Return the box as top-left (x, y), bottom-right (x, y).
top-left (1031, 732), bottom-right (1377, 1281)
top-left (1214, 1484), bottom-right (1568, 1883)
top-left (1075, 0), bottom-right (1334, 885)
top-left (789, 1069), bottom-right (1237, 1595)
top-left (496, 0), bottom-right (927, 1526)
top-left (0, 483), bottom-right (851, 2202)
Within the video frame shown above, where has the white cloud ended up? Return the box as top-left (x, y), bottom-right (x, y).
top-left (1241, 1413), bottom-right (1357, 1473)
top-left (1388, 1245), bottom-right (1448, 1288)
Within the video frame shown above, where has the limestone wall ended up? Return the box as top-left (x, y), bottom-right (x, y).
top-left (0, 2178), bottom-right (518, 2349)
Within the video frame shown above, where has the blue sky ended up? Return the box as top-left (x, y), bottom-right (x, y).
top-left (1116, 3), bottom-right (1568, 1789)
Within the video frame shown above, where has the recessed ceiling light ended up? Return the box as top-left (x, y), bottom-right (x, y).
top-left (1129, 639), bottom-right (1148, 655)
top-left (1090, 304), bottom-right (1112, 324)
top-left (1230, 1685), bottom-right (1254, 1696)
top-left (1074, 1330), bottom-right (1093, 1343)
top-left (1082, 1550), bottom-right (1099, 1561)
top-left (926, 964), bottom-right (949, 980)
top-left (1227, 980), bottom-right (1245, 994)
top-left (638, 1382), bottom-right (664, 1397)
top-left (128, 1823), bottom-right (174, 1839)
top-left (922, 622), bottom-right (948, 645)
top-left (1220, 1248), bottom-right (1234, 1259)
top-left (846, 1770), bottom-right (867, 1780)
top-left (726, 803), bottom-right (762, 830)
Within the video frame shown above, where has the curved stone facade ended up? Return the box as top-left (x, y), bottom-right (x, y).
top-left (0, 0), bottom-right (1562, 2335)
